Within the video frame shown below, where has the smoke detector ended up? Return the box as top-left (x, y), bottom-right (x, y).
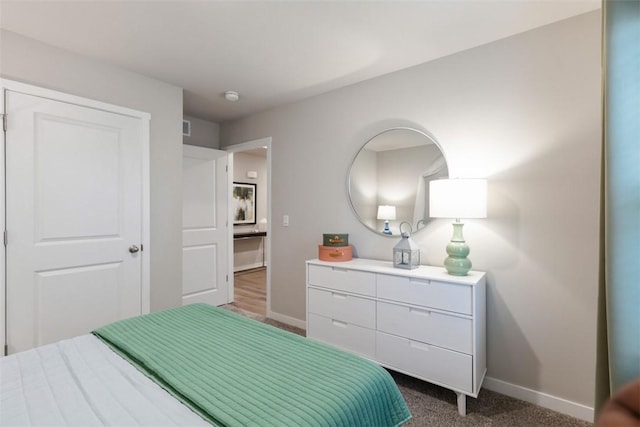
top-left (224, 91), bottom-right (239, 102)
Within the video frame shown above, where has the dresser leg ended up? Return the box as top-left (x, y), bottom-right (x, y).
top-left (456, 392), bottom-right (467, 416)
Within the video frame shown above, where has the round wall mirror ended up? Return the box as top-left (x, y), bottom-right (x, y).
top-left (348, 127), bottom-right (448, 236)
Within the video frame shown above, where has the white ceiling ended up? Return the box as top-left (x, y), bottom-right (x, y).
top-left (0, 0), bottom-right (600, 123)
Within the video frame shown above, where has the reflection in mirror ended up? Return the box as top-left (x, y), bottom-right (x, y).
top-left (348, 128), bottom-right (448, 236)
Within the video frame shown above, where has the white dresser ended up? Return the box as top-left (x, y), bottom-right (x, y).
top-left (306, 258), bottom-right (486, 416)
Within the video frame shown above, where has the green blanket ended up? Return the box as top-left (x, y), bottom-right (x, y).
top-left (93, 304), bottom-right (411, 427)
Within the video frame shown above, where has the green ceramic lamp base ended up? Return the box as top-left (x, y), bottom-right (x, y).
top-left (444, 222), bottom-right (472, 276)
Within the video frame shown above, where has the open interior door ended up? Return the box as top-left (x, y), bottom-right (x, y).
top-left (182, 145), bottom-right (229, 306)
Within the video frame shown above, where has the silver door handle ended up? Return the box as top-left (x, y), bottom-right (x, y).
top-left (129, 245), bottom-right (140, 253)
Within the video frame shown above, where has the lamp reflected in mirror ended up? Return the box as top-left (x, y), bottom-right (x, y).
top-left (377, 205), bottom-right (396, 235)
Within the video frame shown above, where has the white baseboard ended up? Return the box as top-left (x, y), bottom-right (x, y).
top-left (266, 310), bottom-right (306, 330)
top-left (234, 262), bottom-right (264, 273)
top-left (483, 376), bottom-right (594, 422)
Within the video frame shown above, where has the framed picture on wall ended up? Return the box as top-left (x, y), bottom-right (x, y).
top-left (232, 182), bottom-right (257, 225)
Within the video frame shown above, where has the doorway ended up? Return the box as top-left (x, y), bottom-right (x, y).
top-left (226, 138), bottom-right (271, 318)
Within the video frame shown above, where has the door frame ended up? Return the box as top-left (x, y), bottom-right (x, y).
top-left (0, 79), bottom-right (151, 353)
top-left (225, 137), bottom-right (272, 315)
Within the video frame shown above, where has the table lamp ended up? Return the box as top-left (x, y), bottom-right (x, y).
top-left (429, 179), bottom-right (487, 276)
top-left (377, 205), bottom-right (396, 235)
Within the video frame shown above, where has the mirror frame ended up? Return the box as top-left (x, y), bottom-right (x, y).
top-left (347, 127), bottom-right (448, 237)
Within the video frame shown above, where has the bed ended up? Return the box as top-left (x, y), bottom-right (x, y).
top-left (1, 304), bottom-right (411, 426)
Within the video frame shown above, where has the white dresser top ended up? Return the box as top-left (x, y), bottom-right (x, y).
top-left (306, 258), bottom-right (485, 286)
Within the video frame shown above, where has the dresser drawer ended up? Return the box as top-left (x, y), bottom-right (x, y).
top-left (376, 331), bottom-right (472, 392)
top-left (377, 301), bottom-right (472, 354)
top-left (377, 274), bottom-right (472, 314)
top-left (307, 313), bottom-right (375, 359)
top-left (308, 264), bottom-right (376, 296)
top-left (308, 287), bottom-right (376, 329)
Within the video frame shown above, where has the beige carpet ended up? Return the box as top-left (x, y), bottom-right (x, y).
top-left (222, 304), bottom-right (592, 427)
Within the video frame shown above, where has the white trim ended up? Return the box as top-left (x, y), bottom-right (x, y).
top-left (1, 88), bottom-right (6, 354)
top-left (0, 79), bottom-right (150, 120)
top-left (234, 263), bottom-right (265, 273)
top-left (226, 152), bottom-right (235, 302)
top-left (483, 376), bottom-right (594, 422)
top-left (0, 80), bottom-right (152, 356)
top-left (140, 116), bottom-right (151, 314)
top-left (224, 137), bottom-right (272, 313)
top-left (268, 310), bottom-right (307, 331)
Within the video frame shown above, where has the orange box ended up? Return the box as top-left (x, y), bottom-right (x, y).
top-left (318, 245), bottom-right (353, 262)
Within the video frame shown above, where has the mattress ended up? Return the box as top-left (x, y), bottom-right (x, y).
top-left (2, 304), bottom-right (411, 427)
top-left (0, 334), bottom-right (210, 427)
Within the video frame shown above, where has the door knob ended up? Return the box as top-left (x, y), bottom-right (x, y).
top-left (129, 245), bottom-right (140, 253)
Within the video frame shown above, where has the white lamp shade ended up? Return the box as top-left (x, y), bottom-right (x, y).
top-left (377, 205), bottom-right (396, 220)
top-left (429, 179), bottom-right (487, 219)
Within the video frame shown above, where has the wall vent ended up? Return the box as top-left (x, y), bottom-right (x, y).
top-left (182, 120), bottom-right (191, 137)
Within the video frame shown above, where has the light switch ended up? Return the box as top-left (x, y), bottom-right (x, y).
top-left (282, 215), bottom-right (289, 227)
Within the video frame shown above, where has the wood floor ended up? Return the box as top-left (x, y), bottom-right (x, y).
top-left (233, 267), bottom-right (266, 316)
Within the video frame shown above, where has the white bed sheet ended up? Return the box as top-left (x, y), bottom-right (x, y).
top-left (0, 334), bottom-right (211, 427)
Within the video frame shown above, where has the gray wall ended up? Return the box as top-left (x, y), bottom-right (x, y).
top-left (183, 114), bottom-right (220, 148)
top-left (1, 29), bottom-right (184, 312)
top-left (221, 12), bottom-right (601, 408)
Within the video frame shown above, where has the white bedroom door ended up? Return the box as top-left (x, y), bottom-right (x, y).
top-left (4, 89), bottom-right (146, 354)
top-left (182, 145), bottom-right (229, 306)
